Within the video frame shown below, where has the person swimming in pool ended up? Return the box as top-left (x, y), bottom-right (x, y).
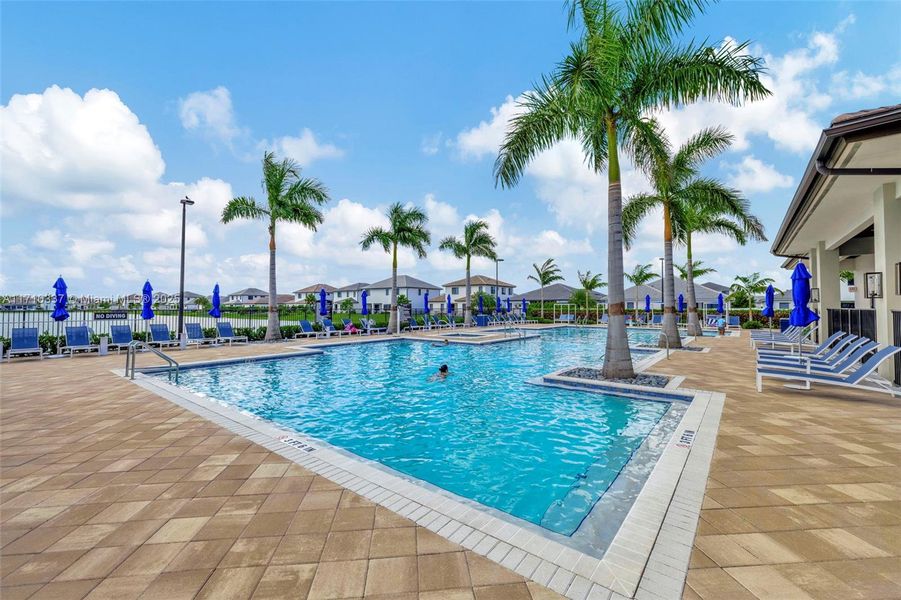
top-left (430, 364), bottom-right (449, 381)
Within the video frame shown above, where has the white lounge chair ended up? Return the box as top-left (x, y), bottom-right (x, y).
top-left (756, 345), bottom-right (901, 396)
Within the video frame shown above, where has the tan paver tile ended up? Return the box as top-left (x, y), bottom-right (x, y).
top-left (320, 529), bottom-right (371, 561)
top-left (270, 533), bottom-right (327, 565)
top-left (55, 545), bottom-right (136, 581)
top-left (82, 574), bottom-right (155, 599)
top-left (140, 569), bottom-right (212, 600)
top-left (163, 539), bottom-right (234, 572)
top-left (365, 555), bottom-right (418, 595)
top-left (219, 536), bottom-right (280, 567)
top-left (251, 563), bottom-right (316, 599)
top-left (369, 527), bottom-right (417, 558)
top-left (418, 552), bottom-right (471, 591)
top-left (110, 542), bottom-right (184, 576)
top-left (307, 559), bottom-right (367, 599)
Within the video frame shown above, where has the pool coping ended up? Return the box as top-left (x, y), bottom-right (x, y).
top-left (118, 337), bottom-right (723, 599)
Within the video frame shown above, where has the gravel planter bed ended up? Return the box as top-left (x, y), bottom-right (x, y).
top-left (559, 367), bottom-right (671, 388)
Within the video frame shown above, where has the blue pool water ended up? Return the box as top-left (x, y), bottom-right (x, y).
top-left (159, 327), bottom-right (671, 535)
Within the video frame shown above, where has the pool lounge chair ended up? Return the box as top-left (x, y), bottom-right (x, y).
top-left (341, 319), bottom-right (364, 335)
top-left (728, 316), bottom-right (741, 328)
top-left (650, 315), bottom-right (663, 326)
top-left (321, 319), bottom-right (347, 337)
top-left (62, 325), bottom-right (99, 357)
top-left (757, 331), bottom-right (850, 359)
top-left (6, 328), bottom-right (44, 362)
top-left (600, 314), bottom-right (609, 325)
top-left (429, 315), bottom-right (451, 329)
top-left (109, 325), bottom-right (134, 354)
top-left (295, 320), bottom-right (319, 339)
top-left (361, 318), bottom-right (387, 335)
top-left (216, 322), bottom-right (249, 346)
top-left (185, 323), bottom-right (218, 346)
top-left (758, 339), bottom-right (878, 375)
top-left (149, 324), bottom-right (180, 350)
top-left (756, 345), bottom-right (901, 396)
top-left (404, 317), bottom-right (424, 331)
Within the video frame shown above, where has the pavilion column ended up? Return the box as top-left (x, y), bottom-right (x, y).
top-left (873, 182), bottom-right (901, 379)
top-left (813, 241), bottom-right (841, 344)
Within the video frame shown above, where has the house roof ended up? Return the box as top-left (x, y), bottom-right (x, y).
top-left (700, 282), bottom-right (730, 294)
top-left (245, 294), bottom-right (296, 305)
top-left (442, 275), bottom-right (516, 288)
top-left (368, 275), bottom-right (442, 290)
top-left (228, 287), bottom-right (267, 296)
top-left (512, 283), bottom-right (606, 302)
top-left (644, 278), bottom-right (723, 302)
top-left (428, 294), bottom-right (467, 304)
top-left (293, 283), bottom-right (337, 294)
top-left (622, 283), bottom-right (662, 302)
top-left (335, 282), bottom-right (370, 292)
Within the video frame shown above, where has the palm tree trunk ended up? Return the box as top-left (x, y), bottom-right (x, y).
top-left (464, 256), bottom-right (472, 326)
top-left (266, 224), bottom-right (281, 341)
top-left (540, 286), bottom-right (544, 318)
top-left (660, 203), bottom-right (682, 349)
top-left (388, 243), bottom-right (398, 333)
top-left (685, 233), bottom-right (702, 336)
top-left (602, 115), bottom-right (634, 379)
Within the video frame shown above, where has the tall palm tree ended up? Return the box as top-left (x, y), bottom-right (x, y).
top-left (527, 258), bottom-right (565, 318)
top-left (675, 260), bottom-right (716, 280)
top-left (679, 201), bottom-right (765, 334)
top-left (360, 203), bottom-right (431, 334)
top-left (221, 151), bottom-right (329, 341)
top-left (439, 220), bottom-right (497, 326)
top-left (625, 263), bottom-right (655, 319)
top-left (729, 272), bottom-right (778, 320)
top-left (623, 127), bottom-right (737, 349)
top-left (577, 270), bottom-right (607, 316)
top-left (494, 0), bottom-right (769, 377)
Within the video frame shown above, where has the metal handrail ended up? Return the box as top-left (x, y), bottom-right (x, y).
top-left (125, 340), bottom-right (179, 381)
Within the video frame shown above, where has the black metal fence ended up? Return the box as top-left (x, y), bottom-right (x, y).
top-left (0, 307), bottom-right (329, 338)
top-left (826, 308), bottom-right (877, 343)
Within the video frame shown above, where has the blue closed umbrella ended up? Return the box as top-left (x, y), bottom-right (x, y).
top-left (51, 276), bottom-right (69, 322)
top-left (644, 294), bottom-right (651, 313)
top-left (141, 281), bottom-right (154, 320)
top-left (761, 284), bottom-right (775, 319)
top-left (478, 294), bottom-right (484, 315)
top-left (495, 295), bottom-right (501, 313)
top-left (209, 283), bottom-right (221, 318)
top-left (361, 290), bottom-right (369, 315)
top-left (506, 297), bottom-right (512, 313)
top-left (789, 263), bottom-right (819, 327)
top-left (717, 293), bottom-right (724, 314)
top-left (521, 298), bottom-right (527, 314)
top-left (319, 288), bottom-right (327, 316)
top-left (424, 291), bottom-right (430, 314)
top-left (447, 294), bottom-right (453, 314)
top-left (678, 293), bottom-right (685, 313)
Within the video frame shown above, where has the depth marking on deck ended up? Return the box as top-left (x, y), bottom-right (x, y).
top-left (676, 429), bottom-right (696, 449)
top-left (280, 436), bottom-right (317, 452)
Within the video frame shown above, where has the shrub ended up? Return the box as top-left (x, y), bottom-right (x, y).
top-left (741, 320), bottom-right (763, 329)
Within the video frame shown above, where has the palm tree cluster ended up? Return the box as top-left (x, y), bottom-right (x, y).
top-left (527, 259), bottom-right (565, 317)
top-left (439, 220), bottom-right (497, 326)
top-left (494, 0), bottom-right (770, 377)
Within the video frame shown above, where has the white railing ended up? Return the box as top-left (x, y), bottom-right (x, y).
top-left (125, 340), bottom-right (179, 382)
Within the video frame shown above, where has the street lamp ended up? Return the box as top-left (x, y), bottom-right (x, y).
top-left (177, 196), bottom-right (195, 340)
top-left (495, 257), bottom-right (505, 309)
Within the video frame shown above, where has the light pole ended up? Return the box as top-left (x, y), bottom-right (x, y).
top-left (495, 257), bottom-right (504, 311)
top-left (177, 196), bottom-right (195, 339)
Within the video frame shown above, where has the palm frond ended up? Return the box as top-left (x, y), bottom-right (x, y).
top-left (360, 227), bottom-right (392, 253)
top-left (621, 192), bottom-right (662, 248)
top-left (221, 196), bottom-right (267, 224)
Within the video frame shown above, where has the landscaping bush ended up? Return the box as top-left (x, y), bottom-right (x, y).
top-left (203, 327), bottom-right (218, 339)
top-left (741, 320), bottom-right (763, 329)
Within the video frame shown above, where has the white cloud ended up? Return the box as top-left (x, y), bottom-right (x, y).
top-left (265, 128), bottom-right (344, 166)
top-left (455, 94), bottom-right (525, 159)
top-left (178, 86), bottom-right (245, 147)
top-left (831, 64), bottom-right (901, 100)
top-left (421, 132), bottom-right (444, 156)
top-left (1, 86), bottom-right (165, 209)
top-left (723, 155), bottom-right (794, 193)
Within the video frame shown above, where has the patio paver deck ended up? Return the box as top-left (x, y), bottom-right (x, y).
top-left (2, 328), bottom-right (899, 599)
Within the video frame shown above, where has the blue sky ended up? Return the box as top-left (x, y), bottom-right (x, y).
top-left (2, 1), bottom-right (899, 298)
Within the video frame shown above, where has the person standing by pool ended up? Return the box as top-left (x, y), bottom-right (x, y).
top-left (716, 316), bottom-right (726, 336)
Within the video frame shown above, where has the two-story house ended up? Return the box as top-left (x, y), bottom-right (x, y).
top-left (441, 275), bottom-right (516, 313)
top-left (226, 287), bottom-right (268, 304)
top-left (367, 275), bottom-right (443, 313)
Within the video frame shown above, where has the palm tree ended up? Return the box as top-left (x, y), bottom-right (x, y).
top-left (678, 201), bottom-right (765, 334)
top-left (527, 258), bottom-right (565, 318)
top-left (623, 127), bottom-right (738, 348)
top-left (675, 260), bottom-right (716, 280)
top-left (221, 151), bottom-right (329, 341)
top-left (625, 263), bottom-right (655, 319)
top-left (729, 273), bottom-right (777, 320)
top-left (360, 203), bottom-right (431, 333)
top-left (577, 270), bottom-right (607, 317)
top-left (439, 220), bottom-right (497, 326)
top-left (494, 0), bottom-right (769, 377)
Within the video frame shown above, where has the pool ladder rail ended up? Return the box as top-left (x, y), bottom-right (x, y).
top-left (500, 319), bottom-right (527, 339)
top-left (124, 340), bottom-right (180, 382)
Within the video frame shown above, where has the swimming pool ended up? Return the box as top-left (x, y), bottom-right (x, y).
top-left (155, 327), bottom-right (676, 536)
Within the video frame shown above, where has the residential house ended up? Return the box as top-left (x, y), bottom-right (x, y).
top-left (226, 287), bottom-right (268, 304)
top-left (333, 282), bottom-right (370, 312)
top-left (367, 275), bottom-right (442, 313)
top-left (293, 283), bottom-right (336, 303)
top-left (512, 283), bottom-right (606, 305)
